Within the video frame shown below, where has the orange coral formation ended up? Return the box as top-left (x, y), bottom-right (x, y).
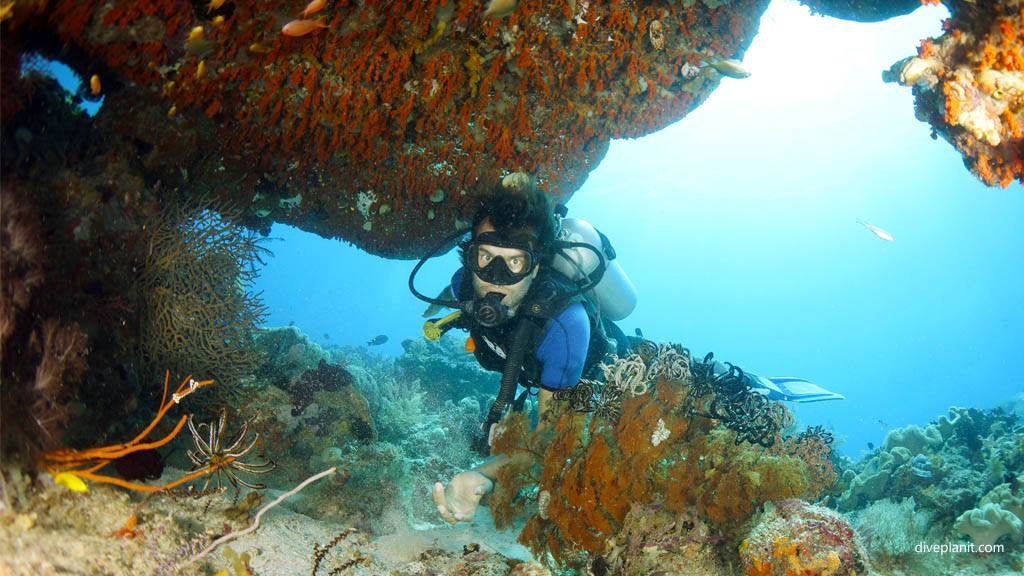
top-left (0, 0), bottom-right (768, 257)
top-left (39, 371), bottom-right (215, 492)
top-left (886, 0), bottom-right (1024, 188)
top-left (489, 345), bottom-right (839, 570)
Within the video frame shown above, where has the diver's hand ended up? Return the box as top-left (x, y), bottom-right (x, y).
top-left (432, 470), bottom-right (493, 525)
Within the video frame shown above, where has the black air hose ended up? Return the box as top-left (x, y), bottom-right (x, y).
top-left (473, 319), bottom-right (536, 455)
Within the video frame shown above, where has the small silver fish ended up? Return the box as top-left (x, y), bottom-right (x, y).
top-left (857, 219), bottom-right (894, 242)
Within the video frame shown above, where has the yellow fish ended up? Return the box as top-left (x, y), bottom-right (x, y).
top-left (186, 26), bottom-right (204, 43)
top-left (704, 57), bottom-right (751, 79)
top-left (483, 0), bottom-right (517, 18)
top-left (54, 472), bottom-right (88, 492)
top-left (89, 74), bottom-right (101, 96)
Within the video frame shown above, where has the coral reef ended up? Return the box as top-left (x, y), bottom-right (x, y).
top-left (487, 343), bottom-right (840, 570)
top-left (290, 358), bottom-right (357, 418)
top-left (396, 332), bottom-right (494, 407)
top-left (2, 458), bottom-right (519, 576)
top-left (851, 497), bottom-right (936, 565)
top-left (837, 406), bottom-right (1022, 520)
top-left (242, 333), bottom-right (485, 532)
top-left (836, 405), bottom-right (1024, 572)
top-left (1, 0), bottom-right (770, 257)
top-left (254, 326), bottom-right (331, 390)
top-left (602, 500), bottom-right (734, 576)
top-left (739, 499), bottom-right (870, 576)
top-left (884, 0), bottom-right (1024, 187)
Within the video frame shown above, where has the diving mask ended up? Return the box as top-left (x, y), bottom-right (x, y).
top-left (461, 232), bottom-right (537, 286)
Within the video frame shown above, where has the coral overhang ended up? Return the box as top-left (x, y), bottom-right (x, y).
top-left (2, 0), bottom-right (769, 257)
top-left (1, 0), bottom-right (1017, 258)
top-left (884, 0), bottom-right (1024, 188)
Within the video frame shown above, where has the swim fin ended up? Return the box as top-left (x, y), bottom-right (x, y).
top-left (751, 375), bottom-right (846, 403)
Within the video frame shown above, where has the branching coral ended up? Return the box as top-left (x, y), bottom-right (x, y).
top-left (39, 371), bottom-right (217, 492)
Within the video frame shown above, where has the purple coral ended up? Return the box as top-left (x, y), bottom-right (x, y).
top-left (291, 358), bottom-right (353, 416)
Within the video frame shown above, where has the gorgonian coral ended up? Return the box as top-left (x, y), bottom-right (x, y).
top-left (139, 198), bottom-right (268, 405)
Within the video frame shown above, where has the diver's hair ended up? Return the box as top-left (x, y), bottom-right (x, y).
top-left (471, 176), bottom-right (556, 255)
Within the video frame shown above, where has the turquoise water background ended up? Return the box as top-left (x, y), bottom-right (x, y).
top-left (252, 1), bottom-right (1024, 457)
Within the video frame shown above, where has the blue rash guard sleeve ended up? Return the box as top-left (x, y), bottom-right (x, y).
top-left (535, 302), bottom-right (590, 391)
top-left (451, 268), bottom-right (464, 297)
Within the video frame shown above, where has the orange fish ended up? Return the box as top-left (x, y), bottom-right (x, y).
top-left (281, 17), bottom-right (328, 37)
top-left (301, 0), bottom-right (327, 17)
top-left (207, 0), bottom-right (227, 10)
top-left (89, 74), bottom-right (101, 95)
top-left (186, 26), bottom-right (204, 43)
top-left (857, 219), bottom-right (894, 242)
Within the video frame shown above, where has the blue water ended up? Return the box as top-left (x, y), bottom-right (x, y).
top-left (254, 1), bottom-right (1024, 457)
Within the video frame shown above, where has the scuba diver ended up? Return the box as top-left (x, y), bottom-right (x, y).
top-left (409, 173), bottom-right (638, 525)
top-left (408, 173), bottom-right (843, 526)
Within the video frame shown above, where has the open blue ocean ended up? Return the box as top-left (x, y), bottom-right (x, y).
top-left (253, 2), bottom-right (1024, 458)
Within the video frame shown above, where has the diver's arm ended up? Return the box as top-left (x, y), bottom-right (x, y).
top-left (470, 388), bottom-right (556, 480)
top-left (433, 388), bottom-right (555, 524)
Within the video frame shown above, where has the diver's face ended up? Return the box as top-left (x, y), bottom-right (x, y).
top-left (471, 221), bottom-right (539, 309)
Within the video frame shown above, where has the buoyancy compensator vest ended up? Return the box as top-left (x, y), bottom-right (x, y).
top-left (457, 268), bottom-right (618, 455)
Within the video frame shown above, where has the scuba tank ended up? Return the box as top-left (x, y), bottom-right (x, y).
top-left (550, 218), bottom-right (637, 321)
